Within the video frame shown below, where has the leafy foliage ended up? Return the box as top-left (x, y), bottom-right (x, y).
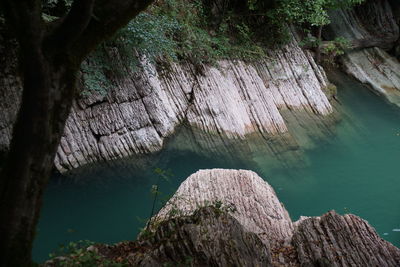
top-left (266, 0), bottom-right (364, 62)
top-left (116, 0), bottom-right (364, 62)
top-left (80, 47), bottom-right (111, 96)
top-left (323, 37), bottom-right (351, 56)
top-left (116, 13), bottom-right (181, 66)
top-left (42, 0), bottom-right (72, 18)
top-left (321, 36), bottom-right (352, 64)
top-left (269, 0), bottom-right (365, 28)
top-left (80, 0), bottom-right (365, 94)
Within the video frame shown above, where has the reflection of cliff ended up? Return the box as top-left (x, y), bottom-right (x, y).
top-left (327, 0), bottom-right (400, 106)
top-left (0, 36), bottom-right (335, 172)
top-left (57, 169), bottom-right (400, 266)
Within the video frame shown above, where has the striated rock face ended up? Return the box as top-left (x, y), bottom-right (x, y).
top-left (293, 211), bottom-right (400, 267)
top-left (341, 48), bottom-right (400, 105)
top-left (55, 43), bottom-right (332, 172)
top-left (152, 169), bottom-right (400, 266)
top-left (326, 0), bottom-right (399, 50)
top-left (327, 0), bottom-right (400, 106)
top-left (0, 37), bottom-right (334, 172)
top-left (156, 169), bottom-right (294, 246)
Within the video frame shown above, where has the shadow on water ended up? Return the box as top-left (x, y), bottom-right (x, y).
top-left (33, 71), bottom-right (400, 262)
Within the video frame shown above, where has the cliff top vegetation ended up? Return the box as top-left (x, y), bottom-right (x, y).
top-left (61, 0), bottom-right (363, 92)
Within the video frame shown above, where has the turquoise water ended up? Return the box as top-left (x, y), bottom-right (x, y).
top-left (33, 73), bottom-right (400, 262)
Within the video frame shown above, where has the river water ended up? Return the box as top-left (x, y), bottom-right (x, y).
top-left (33, 73), bottom-right (400, 262)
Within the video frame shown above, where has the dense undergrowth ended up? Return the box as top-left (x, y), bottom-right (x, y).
top-left (87, 0), bottom-right (365, 94)
top-left (0, 0), bottom-right (365, 94)
top-left (36, 0), bottom-right (364, 94)
top-left (101, 0), bottom-right (285, 66)
top-left (81, 0), bottom-right (288, 94)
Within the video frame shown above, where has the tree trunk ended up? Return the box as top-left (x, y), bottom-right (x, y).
top-left (0, 47), bottom-right (78, 266)
top-left (0, 0), bottom-right (154, 264)
top-left (315, 25), bottom-right (323, 64)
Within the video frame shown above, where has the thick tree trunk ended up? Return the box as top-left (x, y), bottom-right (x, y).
top-left (0, 0), bottom-right (154, 264)
top-left (0, 48), bottom-right (78, 266)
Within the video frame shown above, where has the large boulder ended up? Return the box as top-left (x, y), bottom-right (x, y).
top-left (156, 169), bottom-right (294, 246)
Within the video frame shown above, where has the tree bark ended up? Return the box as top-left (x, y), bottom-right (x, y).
top-left (0, 0), bottom-right (154, 265)
top-left (0, 47), bottom-right (79, 266)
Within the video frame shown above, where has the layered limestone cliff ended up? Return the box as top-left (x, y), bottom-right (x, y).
top-left (327, 0), bottom-right (400, 106)
top-left (0, 36), bottom-right (335, 172)
top-left (55, 41), bottom-right (336, 172)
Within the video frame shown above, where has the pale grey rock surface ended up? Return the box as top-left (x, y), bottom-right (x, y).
top-left (56, 41), bottom-right (332, 172)
top-left (155, 169), bottom-right (400, 266)
top-left (342, 48), bottom-right (400, 105)
top-left (0, 38), bottom-right (334, 172)
top-left (328, 0), bottom-right (400, 106)
top-left (156, 169), bottom-right (294, 246)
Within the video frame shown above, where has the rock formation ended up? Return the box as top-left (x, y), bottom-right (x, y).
top-left (293, 211), bottom-right (400, 267)
top-left (155, 169), bottom-right (294, 247)
top-left (46, 169), bottom-right (400, 266)
top-left (115, 207), bottom-right (271, 266)
top-left (152, 169), bottom-right (400, 266)
top-left (0, 36), bottom-right (334, 172)
top-left (327, 0), bottom-right (400, 106)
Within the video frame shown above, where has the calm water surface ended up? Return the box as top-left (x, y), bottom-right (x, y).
top-left (33, 73), bottom-right (400, 262)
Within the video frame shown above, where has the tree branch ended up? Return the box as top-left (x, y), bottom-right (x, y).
top-left (44, 0), bottom-right (95, 54)
top-left (70, 0), bottom-right (155, 61)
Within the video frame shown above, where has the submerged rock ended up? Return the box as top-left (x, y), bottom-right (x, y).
top-left (327, 0), bottom-right (400, 106)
